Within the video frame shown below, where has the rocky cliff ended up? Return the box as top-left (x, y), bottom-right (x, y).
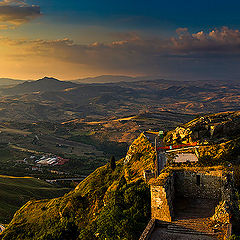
top-left (164, 111), bottom-right (240, 163)
top-left (0, 134), bottom-right (155, 240)
top-left (1, 112), bottom-right (240, 239)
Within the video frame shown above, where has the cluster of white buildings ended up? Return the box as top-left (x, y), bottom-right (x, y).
top-left (35, 155), bottom-right (69, 166)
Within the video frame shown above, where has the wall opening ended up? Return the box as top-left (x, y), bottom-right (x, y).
top-left (196, 175), bottom-right (200, 186)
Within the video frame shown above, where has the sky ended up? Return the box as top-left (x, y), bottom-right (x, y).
top-left (1, 0), bottom-right (240, 80)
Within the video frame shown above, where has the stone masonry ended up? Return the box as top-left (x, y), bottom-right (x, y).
top-left (150, 167), bottom-right (233, 223)
top-left (174, 170), bottom-right (223, 199)
top-left (150, 172), bottom-right (174, 222)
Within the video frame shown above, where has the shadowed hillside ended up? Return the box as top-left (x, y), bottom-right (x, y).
top-left (1, 112), bottom-right (240, 239)
top-left (0, 133), bottom-right (155, 240)
top-left (0, 175), bottom-right (69, 223)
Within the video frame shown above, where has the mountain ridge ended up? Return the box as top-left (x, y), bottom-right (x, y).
top-left (0, 77), bottom-right (78, 96)
top-left (0, 78), bottom-right (25, 86)
top-left (72, 75), bottom-right (164, 84)
top-left (0, 77), bottom-right (238, 122)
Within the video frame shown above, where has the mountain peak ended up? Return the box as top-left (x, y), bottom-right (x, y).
top-left (3, 77), bottom-right (77, 96)
top-left (38, 77), bottom-right (60, 82)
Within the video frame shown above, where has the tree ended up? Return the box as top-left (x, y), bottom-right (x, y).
top-left (110, 156), bottom-right (116, 171)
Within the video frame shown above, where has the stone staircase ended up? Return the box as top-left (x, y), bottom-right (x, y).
top-left (149, 198), bottom-right (228, 240)
top-left (166, 198), bottom-right (226, 239)
top-left (167, 218), bottom-right (215, 236)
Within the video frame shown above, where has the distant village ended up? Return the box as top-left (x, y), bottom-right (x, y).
top-left (34, 155), bottom-right (69, 166)
top-left (18, 154), bottom-right (69, 166)
top-left (16, 154), bottom-right (70, 175)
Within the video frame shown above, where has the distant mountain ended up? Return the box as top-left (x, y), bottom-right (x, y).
top-left (72, 75), bottom-right (161, 83)
top-left (1, 77), bottom-right (78, 96)
top-left (0, 78), bottom-right (25, 86)
top-left (0, 78), bottom-right (238, 122)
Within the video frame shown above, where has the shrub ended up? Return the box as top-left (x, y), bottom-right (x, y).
top-left (110, 156), bottom-right (116, 171)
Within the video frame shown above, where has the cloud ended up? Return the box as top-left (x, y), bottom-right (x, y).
top-left (1, 27), bottom-right (240, 79)
top-left (172, 27), bottom-right (240, 56)
top-left (0, 0), bottom-right (27, 6)
top-left (0, 0), bottom-right (41, 28)
top-left (0, 24), bottom-right (8, 29)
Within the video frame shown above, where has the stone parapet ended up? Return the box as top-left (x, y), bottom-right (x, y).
top-left (150, 172), bottom-right (174, 222)
top-left (139, 219), bottom-right (156, 240)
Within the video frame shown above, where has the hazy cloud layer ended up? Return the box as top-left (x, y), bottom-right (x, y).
top-left (0, 0), bottom-right (41, 28)
top-left (1, 27), bottom-right (240, 79)
top-left (20, 27), bottom-right (240, 57)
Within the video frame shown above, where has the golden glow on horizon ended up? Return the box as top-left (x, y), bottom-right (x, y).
top-left (0, 36), bottom-right (143, 80)
top-left (0, 56), bottom-right (138, 80)
top-left (1, 26), bottom-right (240, 80)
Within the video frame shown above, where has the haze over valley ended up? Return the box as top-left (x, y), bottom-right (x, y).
top-left (0, 76), bottom-right (238, 122)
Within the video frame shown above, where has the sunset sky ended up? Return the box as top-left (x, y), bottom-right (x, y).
top-left (1, 0), bottom-right (240, 80)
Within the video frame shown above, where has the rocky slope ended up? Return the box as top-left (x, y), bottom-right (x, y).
top-left (0, 133), bottom-right (155, 240)
top-left (1, 111), bottom-right (240, 239)
top-left (164, 111), bottom-right (240, 163)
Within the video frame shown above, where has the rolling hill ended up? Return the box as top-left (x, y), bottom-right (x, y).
top-left (1, 111), bottom-right (240, 240)
top-left (0, 77), bottom-right (238, 122)
top-left (0, 175), bottom-right (69, 223)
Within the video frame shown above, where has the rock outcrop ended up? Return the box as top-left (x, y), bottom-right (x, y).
top-left (164, 111), bottom-right (240, 163)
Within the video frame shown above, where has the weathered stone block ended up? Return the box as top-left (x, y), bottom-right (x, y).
top-left (151, 173), bottom-right (174, 222)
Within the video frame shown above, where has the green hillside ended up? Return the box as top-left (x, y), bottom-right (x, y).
top-left (1, 111), bottom-right (240, 240)
top-left (0, 175), bottom-right (69, 223)
top-left (0, 133), bottom-right (155, 240)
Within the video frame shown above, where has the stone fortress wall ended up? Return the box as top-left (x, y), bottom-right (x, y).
top-left (150, 167), bottom-right (233, 223)
top-left (174, 170), bottom-right (223, 199)
top-left (151, 173), bottom-right (174, 222)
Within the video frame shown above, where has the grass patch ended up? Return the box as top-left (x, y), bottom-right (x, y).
top-left (0, 175), bottom-right (69, 223)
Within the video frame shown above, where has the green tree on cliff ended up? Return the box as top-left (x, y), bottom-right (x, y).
top-left (110, 156), bottom-right (116, 171)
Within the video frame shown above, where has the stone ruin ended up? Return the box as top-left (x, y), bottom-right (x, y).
top-left (140, 166), bottom-right (237, 240)
top-left (151, 167), bottom-right (232, 222)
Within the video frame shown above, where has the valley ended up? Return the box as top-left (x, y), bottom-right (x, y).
top-left (0, 110), bottom-right (194, 180)
top-left (0, 77), bottom-right (238, 122)
top-left (0, 111), bottom-right (240, 240)
top-left (0, 77), bottom-right (239, 239)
